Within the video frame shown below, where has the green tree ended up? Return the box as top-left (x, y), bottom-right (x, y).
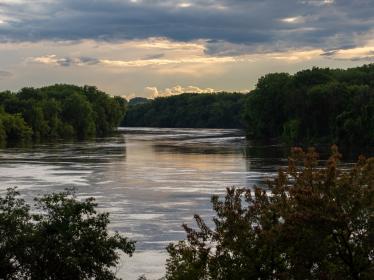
top-left (21, 103), bottom-right (49, 139)
top-left (0, 112), bottom-right (32, 142)
top-left (0, 119), bottom-right (6, 144)
top-left (0, 84), bottom-right (128, 144)
top-left (166, 147), bottom-right (374, 280)
top-left (0, 188), bottom-right (32, 279)
top-left (62, 93), bottom-right (96, 139)
top-left (0, 188), bottom-right (135, 280)
top-left (243, 64), bottom-right (374, 147)
top-left (40, 98), bottom-right (62, 139)
top-left (244, 73), bottom-right (290, 138)
top-left (282, 119), bottom-right (301, 144)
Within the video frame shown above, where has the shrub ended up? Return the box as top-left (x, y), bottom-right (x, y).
top-left (0, 188), bottom-right (135, 280)
top-left (166, 147), bottom-right (374, 280)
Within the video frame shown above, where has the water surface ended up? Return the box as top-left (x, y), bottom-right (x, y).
top-left (0, 128), bottom-right (289, 279)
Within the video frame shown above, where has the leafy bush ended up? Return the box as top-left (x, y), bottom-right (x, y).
top-left (0, 189), bottom-right (135, 280)
top-left (166, 147), bottom-right (374, 279)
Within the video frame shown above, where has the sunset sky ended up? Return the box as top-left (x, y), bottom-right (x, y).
top-left (0, 0), bottom-right (373, 98)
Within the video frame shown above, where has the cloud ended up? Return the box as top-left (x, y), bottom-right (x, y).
top-left (0, 0), bottom-right (373, 53)
top-left (27, 39), bottom-right (374, 72)
top-left (30, 54), bottom-right (101, 67)
top-left (301, 0), bottom-right (334, 6)
top-left (100, 56), bottom-right (238, 67)
top-left (280, 16), bottom-right (305, 24)
top-left (267, 49), bottom-right (323, 61)
top-left (31, 55), bottom-right (74, 67)
top-left (322, 46), bottom-right (374, 61)
top-left (0, 70), bottom-right (12, 78)
top-left (178, 3), bottom-right (193, 8)
top-left (29, 49), bottom-right (242, 69)
top-left (142, 53), bottom-right (165, 60)
top-left (79, 56), bottom-right (100, 65)
top-left (145, 85), bottom-right (215, 98)
top-left (125, 38), bottom-right (206, 51)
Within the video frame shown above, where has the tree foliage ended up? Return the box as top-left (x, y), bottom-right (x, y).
top-left (0, 188), bottom-right (135, 280)
top-left (244, 65), bottom-right (374, 147)
top-left (166, 147), bottom-right (374, 280)
top-left (122, 93), bottom-right (246, 128)
top-left (0, 84), bottom-right (127, 144)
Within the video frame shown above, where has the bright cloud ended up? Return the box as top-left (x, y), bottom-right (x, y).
top-left (324, 47), bottom-right (374, 61)
top-left (27, 38), bottom-right (242, 69)
top-left (145, 85), bottom-right (215, 98)
top-left (100, 56), bottom-right (238, 68)
top-left (178, 3), bottom-right (193, 8)
top-left (280, 16), bottom-right (305, 24)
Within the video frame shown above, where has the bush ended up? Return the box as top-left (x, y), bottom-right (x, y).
top-left (166, 147), bottom-right (374, 280)
top-left (0, 188), bottom-right (135, 280)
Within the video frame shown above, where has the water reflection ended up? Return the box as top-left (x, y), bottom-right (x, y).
top-left (0, 128), bottom-right (286, 279)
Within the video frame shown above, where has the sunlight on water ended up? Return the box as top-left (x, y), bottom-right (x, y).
top-left (0, 128), bottom-right (287, 279)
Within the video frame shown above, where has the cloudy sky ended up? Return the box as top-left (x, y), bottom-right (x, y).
top-left (0, 0), bottom-right (373, 98)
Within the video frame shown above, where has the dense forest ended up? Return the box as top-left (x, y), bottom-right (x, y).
top-left (123, 64), bottom-right (374, 147)
top-left (245, 64), bottom-right (374, 147)
top-left (122, 92), bottom-right (246, 128)
top-left (0, 85), bottom-right (127, 144)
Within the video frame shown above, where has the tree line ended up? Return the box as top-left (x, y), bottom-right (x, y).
top-left (2, 64), bottom-right (373, 148)
top-left (244, 64), bottom-right (374, 147)
top-left (122, 92), bottom-right (246, 128)
top-left (0, 84), bottom-right (127, 145)
top-left (123, 64), bottom-right (374, 148)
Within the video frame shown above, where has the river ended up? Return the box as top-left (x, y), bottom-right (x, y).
top-left (0, 128), bottom-right (297, 279)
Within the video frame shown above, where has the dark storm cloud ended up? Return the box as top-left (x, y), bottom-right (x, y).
top-left (0, 0), bottom-right (373, 52)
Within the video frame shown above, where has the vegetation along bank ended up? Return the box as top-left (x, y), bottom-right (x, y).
top-left (124, 64), bottom-right (374, 148)
top-left (0, 84), bottom-right (127, 145)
